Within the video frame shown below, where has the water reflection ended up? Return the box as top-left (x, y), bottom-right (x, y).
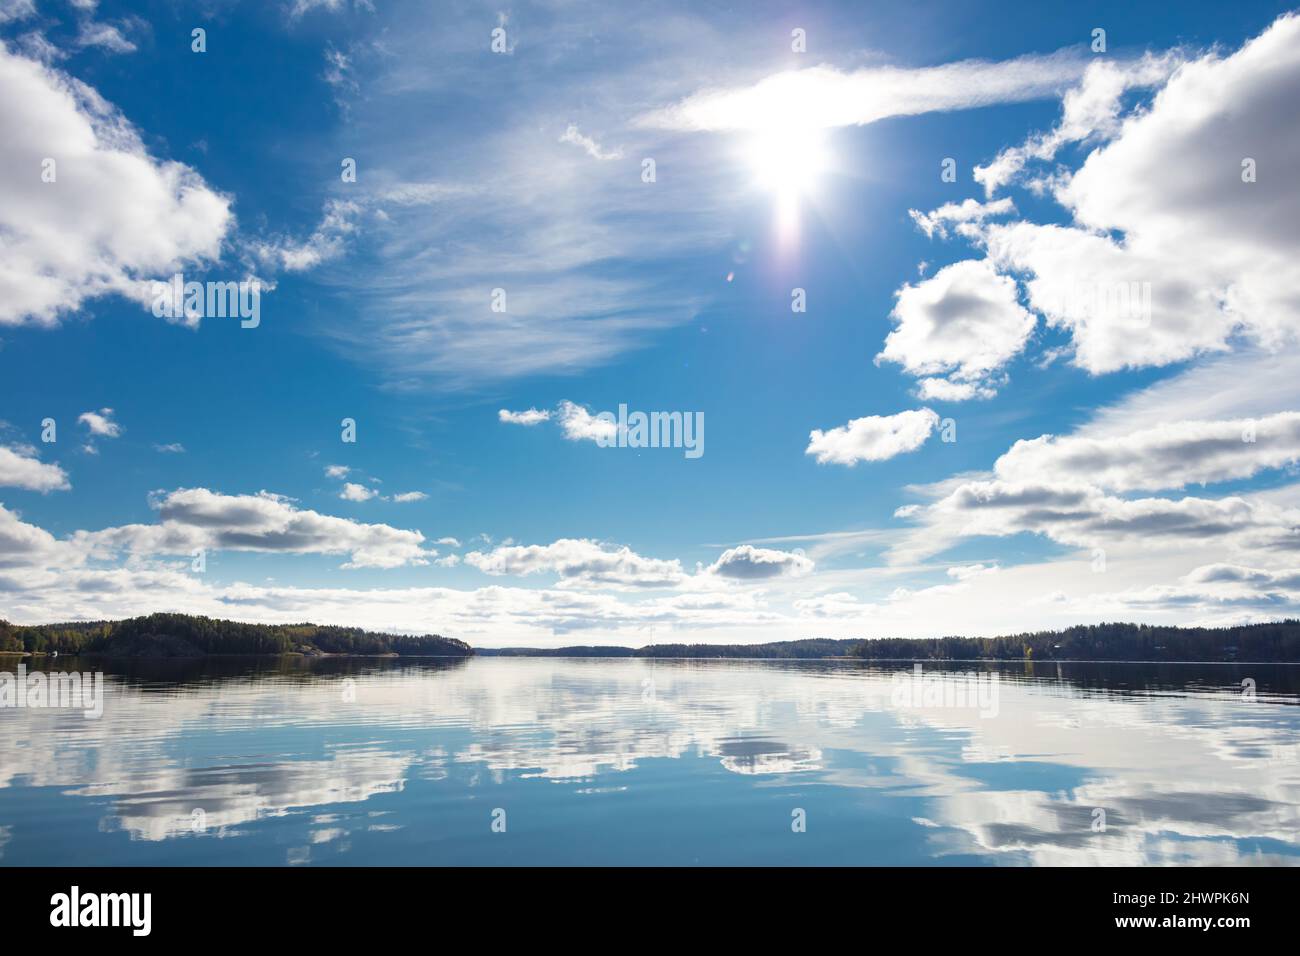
top-left (1, 656), bottom-right (1297, 865)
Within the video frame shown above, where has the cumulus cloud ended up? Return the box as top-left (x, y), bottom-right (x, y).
top-left (465, 538), bottom-right (686, 588)
top-left (73, 488), bottom-right (432, 569)
top-left (981, 15), bottom-right (1300, 374)
top-left (877, 259), bottom-right (1036, 400)
top-left (806, 408), bottom-right (939, 465)
top-left (707, 545), bottom-right (813, 580)
top-left (498, 407), bottom-right (551, 426)
top-left (896, 477), bottom-right (1300, 566)
top-left (0, 502), bottom-right (81, 569)
top-left (0, 445), bottom-right (69, 492)
top-left (0, 41), bottom-right (232, 326)
top-left (556, 401), bottom-right (618, 444)
top-left (339, 482), bottom-right (379, 502)
top-left (77, 408), bottom-right (121, 438)
top-left (1179, 564), bottom-right (1300, 602)
top-left (326, 467), bottom-right (424, 504)
top-left (874, 17), bottom-right (1300, 389)
top-left (994, 413), bottom-right (1300, 493)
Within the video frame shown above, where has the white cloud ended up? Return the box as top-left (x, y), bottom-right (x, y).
top-left (877, 259), bottom-right (1036, 399)
top-left (0, 503), bottom-right (81, 569)
top-left (896, 476), bottom-right (1300, 568)
top-left (793, 592), bottom-right (878, 618)
top-left (324, 464), bottom-right (350, 479)
top-left (11, 31), bottom-right (64, 64)
top-left (974, 54), bottom-right (1176, 196)
top-left (639, 53), bottom-right (1085, 131)
top-left (0, 445), bottom-right (69, 492)
top-left (390, 491), bottom-right (427, 503)
top-left (73, 488), bottom-right (432, 569)
top-left (909, 197), bottom-right (1015, 240)
top-left (74, 20), bottom-right (137, 55)
top-left (559, 124), bottom-right (622, 161)
top-left (1083, 352), bottom-right (1300, 433)
top-left (994, 413), bottom-right (1300, 493)
top-left (77, 408), bottom-right (121, 438)
top-left (322, 47), bottom-right (355, 94)
top-left (980, 15), bottom-right (1300, 374)
top-left (0, 42), bottom-right (232, 326)
top-left (556, 401), bottom-right (618, 444)
top-left (249, 199), bottom-right (360, 273)
top-left (339, 482), bottom-right (379, 502)
top-left (806, 408), bottom-right (939, 466)
top-left (153, 442), bottom-right (185, 454)
top-left (374, 181), bottom-right (473, 207)
top-left (0, 0), bottom-right (35, 25)
top-left (466, 538), bottom-right (686, 588)
top-left (915, 378), bottom-right (984, 402)
top-left (707, 545), bottom-right (813, 580)
top-left (288, 0), bottom-right (362, 18)
top-left (947, 562), bottom-right (998, 581)
top-left (498, 407), bottom-right (551, 426)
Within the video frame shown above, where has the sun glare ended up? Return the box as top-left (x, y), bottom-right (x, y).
top-left (750, 128), bottom-right (829, 196)
top-left (747, 127), bottom-right (829, 243)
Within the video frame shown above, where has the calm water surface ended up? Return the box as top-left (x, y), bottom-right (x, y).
top-left (1, 656), bottom-right (1298, 865)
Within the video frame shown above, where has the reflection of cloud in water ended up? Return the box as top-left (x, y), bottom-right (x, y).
top-left (72, 750), bottom-right (415, 842)
top-left (714, 737), bottom-right (822, 775)
top-left (0, 658), bottom-right (1298, 863)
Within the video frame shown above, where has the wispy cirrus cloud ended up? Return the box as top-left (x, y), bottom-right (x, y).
top-left (638, 52), bottom-right (1088, 132)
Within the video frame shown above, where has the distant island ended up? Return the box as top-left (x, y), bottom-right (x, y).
top-left (3, 614), bottom-right (1300, 662)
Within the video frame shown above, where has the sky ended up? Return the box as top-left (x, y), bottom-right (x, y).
top-left (2, 0), bottom-right (1300, 646)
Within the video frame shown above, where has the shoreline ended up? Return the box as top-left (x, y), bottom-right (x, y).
top-left (4, 651), bottom-right (1297, 665)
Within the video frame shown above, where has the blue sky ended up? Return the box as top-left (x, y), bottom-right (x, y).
top-left (3, 0), bottom-right (1300, 644)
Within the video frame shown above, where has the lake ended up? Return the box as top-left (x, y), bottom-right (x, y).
top-left (1, 656), bottom-right (1298, 865)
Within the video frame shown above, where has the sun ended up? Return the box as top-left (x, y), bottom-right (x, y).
top-left (746, 127), bottom-right (830, 243)
top-left (749, 128), bottom-right (829, 197)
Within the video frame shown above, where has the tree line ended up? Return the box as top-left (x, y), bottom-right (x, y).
top-left (846, 620), bottom-right (1300, 661)
top-left (0, 613), bottom-right (472, 658)
top-left (4, 615), bottom-right (1299, 661)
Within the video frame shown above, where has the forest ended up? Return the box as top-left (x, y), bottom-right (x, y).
top-left (4, 615), bottom-right (1300, 661)
top-left (634, 638), bottom-right (861, 658)
top-left (846, 620), bottom-right (1300, 661)
top-left (0, 613), bottom-right (473, 658)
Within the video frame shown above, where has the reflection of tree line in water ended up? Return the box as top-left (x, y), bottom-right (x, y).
top-left (6, 654), bottom-right (473, 687)
top-left (10, 654), bottom-right (1300, 699)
